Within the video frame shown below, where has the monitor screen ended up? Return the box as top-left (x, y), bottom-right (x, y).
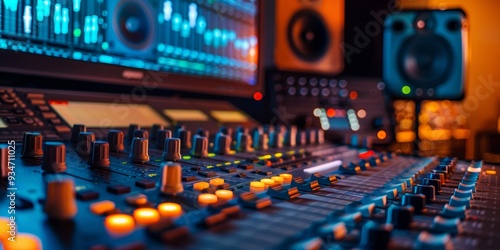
top-left (0, 0), bottom-right (259, 96)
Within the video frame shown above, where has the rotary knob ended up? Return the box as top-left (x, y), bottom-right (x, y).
top-left (214, 132), bottom-right (231, 155)
top-left (76, 132), bottom-right (95, 156)
top-left (284, 126), bottom-right (297, 147)
top-left (162, 138), bottom-right (181, 161)
top-left (150, 124), bottom-right (164, 140)
top-left (192, 136), bottom-right (208, 158)
top-left (195, 128), bottom-right (209, 138)
top-left (89, 141), bottom-right (111, 168)
top-left (127, 124), bottom-right (140, 141)
top-left (252, 132), bottom-right (268, 150)
top-left (133, 129), bottom-right (149, 140)
top-left (107, 130), bottom-right (125, 152)
top-left (21, 132), bottom-right (43, 158)
top-left (219, 126), bottom-right (233, 137)
top-left (156, 130), bottom-right (172, 149)
top-left (269, 131), bottom-right (283, 148)
top-left (129, 138), bottom-right (150, 163)
top-left (44, 175), bottom-right (77, 220)
top-left (160, 162), bottom-right (184, 195)
top-left (178, 129), bottom-right (192, 149)
top-left (70, 124), bottom-right (86, 144)
top-left (42, 142), bottom-right (67, 173)
top-left (236, 133), bottom-right (252, 152)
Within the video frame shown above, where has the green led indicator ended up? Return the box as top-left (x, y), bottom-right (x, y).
top-left (402, 85), bottom-right (411, 95)
top-left (73, 28), bottom-right (82, 37)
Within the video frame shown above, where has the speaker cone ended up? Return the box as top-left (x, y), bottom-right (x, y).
top-left (114, 0), bottom-right (154, 50)
top-left (287, 10), bottom-right (329, 61)
top-left (398, 34), bottom-right (453, 88)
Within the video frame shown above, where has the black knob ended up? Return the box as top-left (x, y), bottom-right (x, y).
top-left (402, 193), bottom-right (426, 214)
top-left (191, 136), bottom-right (208, 158)
top-left (422, 178), bottom-right (442, 193)
top-left (236, 133), bottom-right (252, 152)
top-left (0, 145), bottom-right (8, 178)
top-left (76, 132), bottom-right (95, 156)
top-left (284, 126), bottom-right (297, 147)
top-left (296, 130), bottom-right (306, 146)
top-left (129, 138), bottom-right (150, 163)
top-left (214, 132), bottom-right (231, 155)
top-left (269, 131), bottom-right (283, 148)
top-left (306, 129), bottom-right (317, 145)
top-left (196, 128), bottom-right (209, 138)
top-left (127, 124), bottom-right (140, 141)
top-left (252, 132), bottom-right (268, 150)
top-left (42, 142), bottom-right (67, 173)
top-left (387, 205), bottom-right (414, 229)
top-left (70, 124), bottom-right (86, 143)
top-left (89, 141), bottom-right (111, 168)
top-left (178, 129), bottom-right (191, 149)
top-left (107, 130), bottom-right (125, 152)
top-left (156, 130), bottom-right (172, 149)
top-left (150, 124), bottom-right (164, 140)
top-left (360, 221), bottom-right (393, 250)
top-left (22, 132), bottom-right (43, 158)
top-left (133, 129), bottom-right (149, 140)
top-left (413, 184), bottom-right (436, 202)
top-left (162, 138), bottom-right (181, 161)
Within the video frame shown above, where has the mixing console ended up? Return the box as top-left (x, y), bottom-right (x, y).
top-left (0, 87), bottom-right (499, 250)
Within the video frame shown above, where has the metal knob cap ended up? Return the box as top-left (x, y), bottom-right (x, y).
top-left (162, 138), bottom-right (181, 161)
top-left (76, 132), bottom-right (95, 156)
top-left (129, 137), bottom-right (150, 163)
top-left (89, 141), bottom-right (111, 168)
top-left (107, 130), bottom-right (125, 152)
top-left (42, 142), bottom-right (67, 173)
top-left (22, 132), bottom-right (43, 158)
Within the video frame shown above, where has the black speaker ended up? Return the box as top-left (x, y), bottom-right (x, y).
top-left (383, 10), bottom-right (468, 100)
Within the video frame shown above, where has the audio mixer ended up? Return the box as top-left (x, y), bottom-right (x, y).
top-left (0, 87), bottom-right (499, 250)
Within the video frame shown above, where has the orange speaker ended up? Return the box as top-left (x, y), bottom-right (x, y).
top-left (274, 0), bottom-right (344, 74)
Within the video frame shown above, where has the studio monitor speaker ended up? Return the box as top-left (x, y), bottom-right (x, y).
top-left (273, 0), bottom-right (344, 75)
top-left (383, 10), bottom-right (468, 100)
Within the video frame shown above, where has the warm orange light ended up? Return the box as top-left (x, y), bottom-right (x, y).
top-left (396, 131), bottom-right (416, 143)
top-left (253, 92), bottom-right (263, 101)
top-left (158, 202), bottom-right (183, 218)
top-left (357, 109), bottom-right (367, 119)
top-left (215, 190), bottom-right (234, 200)
top-left (250, 181), bottom-right (266, 193)
top-left (260, 179), bottom-right (275, 189)
top-left (3, 233), bottom-right (42, 250)
top-left (249, 48), bottom-right (257, 57)
top-left (271, 176), bottom-right (284, 185)
top-left (279, 174), bottom-right (293, 184)
top-left (133, 208), bottom-right (160, 225)
top-left (90, 200), bottom-right (116, 215)
top-left (377, 130), bottom-right (387, 140)
top-left (105, 214), bottom-right (135, 236)
top-left (209, 178), bottom-right (225, 186)
top-left (326, 108), bottom-right (335, 118)
top-left (0, 217), bottom-right (13, 244)
top-left (486, 170), bottom-right (497, 175)
top-left (198, 193), bottom-right (218, 205)
top-left (193, 182), bottom-right (209, 191)
top-left (349, 91), bottom-right (358, 100)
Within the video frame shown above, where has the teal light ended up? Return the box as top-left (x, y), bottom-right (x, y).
top-left (101, 42), bottom-right (109, 50)
top-left (73, 28), bottom-right (82, 37)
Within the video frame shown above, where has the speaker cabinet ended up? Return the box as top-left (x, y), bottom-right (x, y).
top-left (274, 0), bottom-right (344, 74)
top-left (383, 10), bottom-right (468, 100)
top-left (106, 0), bottom-right (156, 59)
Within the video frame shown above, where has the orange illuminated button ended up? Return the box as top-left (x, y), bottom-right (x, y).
top-left (198, 193), bottom-right (218, 205)
top-left (104, 214), bottom-right (135, 236)
top-left (271, 176), bottom-right (284, 185)
top-left (193, 182), bottom-right (210, 191)
top-left (486, 170), bottom-right (497, 175)
top-left (158, 202), bottom-right (183, 218)
top-left (215, 190), bottom-right (233, 200)
top-left (279, 174), bottom-right (293, 184)
top-left (3, 233), bottom-right (42, 250)
top-left (209, 178), bottom-right (225, 186)
top-left (250, 181), bottom-right (266, 193)
top-left (133, 208), bottom-right (160, 225)
top-left (90, 200), bottom-right (116, 215)
top-left (260, 179), bottom-right (275, 188)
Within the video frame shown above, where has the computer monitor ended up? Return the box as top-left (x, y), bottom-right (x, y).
top-left (0, 0), bottom-right (259, 96)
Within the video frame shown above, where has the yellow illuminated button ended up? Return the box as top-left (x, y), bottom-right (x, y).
top-left (133, 208), bottom-right (160, 225)
top-left (279, 174), bottom-right (293, 184)
top-left (271, 176), bottom-right (284, 185)
top-left (104, 214), bottom-right (135, 236)
top-left (198, 193), bottom-right (218, 205)
top-left (215, 190), bottom-right (234, 200)
top-left (210, 178), bottom-right (225, 186)
top-left (158, 202), bottom-right (183, 218)
top-left (0, 217), bottom-right (13, 244)
top-left (486, 170), bottom-right (497, 175)
top-left (260, 179), bottom-right (275, 188)
top-left (3, 233), bottom-right (42, 250)
top-left (250, 181), bottom-right (266, 193)
top-left (90, 200), bottom-right (116, 215)
top-left (193, 182), bottom-right (210, 191)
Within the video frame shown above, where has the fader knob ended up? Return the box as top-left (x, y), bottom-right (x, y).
top-left (402, 193), bottom-right (426, 214)
top-left (44, 175), bottom-right (77, 220)
top-left (21, 132), bottom-right (43, 158)
top-left (156, 130), bottom-right (172, 149)
top-left (178, 129), bottom-right (192, 149)
top-left (70, 124), bottom-right (86, 143)
top-left (127, 124), bottom-right (140, 141)
top-left (413, 185), bottom-right (436, 202)
top-left (129, 138), bottom-right (150, 163)
top-left (253, 132), bottom-right (268, 150)
top-left (107, 130), bottom-right (125, 152)
top-left (42, 142), bottom-right (67, 173)
top-left (76, 132), bottom-right (95, 156)
top-left (133, 129), bottom-right (149, 140)
top-left (284, 126), bottom-right (297, 147)
top-left (150, 124), bottom-right (164, 140)
top-left (191, 136), bottom-right (208, 158)
top-left (387, 205), bottom-right (414, 229)
top-left (214, 133), bottom-right (231, 155)
top-left (89, 141), bottom-right (111, 168)
top-left (236, 133), bottom-right (252, 152)
top-left (360, 221), bottom-right (393, 250)
top-left (422, 178), bottom-right (442, 193)
top-left (269, 131), bottom-right (283, 148)
top-left (162, 138), bottom-right (181, 161)
top-left (160, 162), bottom-right (184, 195)
top-left (0, 145), bottom-right (8, 178)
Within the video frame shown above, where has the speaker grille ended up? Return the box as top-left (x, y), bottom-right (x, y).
top-left (114, 0), bottom-right (155, 50)
top-left (287, 10), bottom-right (330, 61)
